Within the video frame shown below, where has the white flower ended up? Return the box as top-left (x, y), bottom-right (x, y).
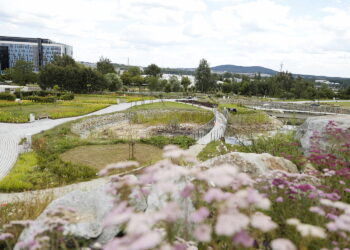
top-left (296, 224), bottom-right (326, 238)
top-left (271, 238), bottom-right (297, 250)
top-left (215, 212), bottom-right (249, 236)
top-left (251, 212), bottom-right (278, 232)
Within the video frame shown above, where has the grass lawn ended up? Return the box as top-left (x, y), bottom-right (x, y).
top-left (197, 140), bottom-right (236, 161)
top-left (0, 94), bottom-right (156, 123)
top-left (0, 102), bottom-right (108, 122)
top-left (218, 103), bottom-right (256, 114)
top-left (60, 143), bottom-right (162, 170)
top-left (128, 101), bottom-right (205, 111)
top-left (324, 102), bottom-right (350, 108)
top-left (0, 152), bottom-right (37, 192)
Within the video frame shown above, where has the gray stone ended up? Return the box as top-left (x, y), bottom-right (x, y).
top-left (295, 115), bottom-right (350, 153)
top-left (202, 152), bottom-right (298, 176)
top-left (15, 185), bottom-right (119, 249)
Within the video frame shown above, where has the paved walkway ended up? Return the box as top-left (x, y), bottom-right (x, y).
top-left (0, 100), bottom-right (162, 180)
top-left (0, 100), bottom-right (228, 203)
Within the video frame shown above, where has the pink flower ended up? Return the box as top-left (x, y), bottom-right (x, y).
top-left (232, 231), bottom-right (254, 247)
top-left (271, 238), bottom-right (296, 250)
top-left (203, 188), bottom-right (230, 203)
top-left (191, 207), bottom-right (209, 223)
top-left (180, 183), bottom-right (195, 198)
top-left (103, 201), bottom-right (133, 227)
top-left (276, 197), bottom-right (284, 202)
top-left (215, 213), bottom-right (249, 236)
top-left (309, 206), bottom-right (325, 216)
top-left (250, 212), bottom-right (277, 232)
top-left (0, 233), bottom-right (13, 241)
top-left (193, 224), bottom-right (211, 242)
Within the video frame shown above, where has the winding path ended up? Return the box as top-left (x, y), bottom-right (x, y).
top-left (0, 100), bottom-right (163, 180)
top-left (0, 100), bottom-right (227, 203)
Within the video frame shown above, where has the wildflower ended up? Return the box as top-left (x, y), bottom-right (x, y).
top-left (232, 231), bottom-right (254, 247)
top-left (215, 213), bottom-right (249, 236)
top-left (296, 224), bottom-right (326, 238)
top-left (250, 212), bottom-right (277, 232)
top-left (191, 207), bottom-right (209, 223)
top-left (193, 224), bottom-right (211, 242)
top-left (286, 218), bottom-right (300, 226)
top-left (271, 238), bottom-right (297, 250)
top-left (309, 206), bottom-right (325, 216)
top-left (180, 183), bottom-right (195, 198)
top-left (276, 197), bottom-right (284, 202)
top-left (99, 161), bottom-right (140, 176)
top-left (0, 233), bottom-right (13, 241)
top-left (197, 165), bottom-right (238, 187)
top-left (203, 188), bottom-right (230, 203)
top-left (103, 201), bottom-right (133, 228)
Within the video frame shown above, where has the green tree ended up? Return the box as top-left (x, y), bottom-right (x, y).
top-left (181, 76), bottom-right (191, 91)
top-left (39, 55), bottom-right (107, 93)
top-left (121, 71), bottom-right (132, 86)
top-left (128, 66), bottom-right (141, 77)
top-left (11, 60), bottom-right (37, 85)
top-left (104, 73), bottom-right (122, 91)
top-left (144, 64), bottom-right (162, 77)
top-left (195, 59), bottom-right (213, 92)
top-left (96, 57), bottom-right (116, 74)
top-left (147, 76), bottom-right (160, 91)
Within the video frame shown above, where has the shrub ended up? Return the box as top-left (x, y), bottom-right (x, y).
top-left (59, 93), bottom-right (74, 100)
top-left (0, 92), bottom-right (16, 101)
top-left (25, 96), bottom-right (56, 103)
top-left (140, 135), bottom-right (196, 149)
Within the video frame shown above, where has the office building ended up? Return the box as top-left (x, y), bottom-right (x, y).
top-left (0, 36), bottom-right (73, 72)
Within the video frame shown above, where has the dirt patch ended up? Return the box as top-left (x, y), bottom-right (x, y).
top-left (92, 121), bottom-right (201, 139)
top-left (227, 115), bottom-right (283, 135)
top-left (60, 143), bottom-right (163, 170)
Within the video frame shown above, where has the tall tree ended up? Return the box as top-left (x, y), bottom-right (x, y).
top-left (144, 64), bottom-right (162, 77)
top-left (96, 57), bottom-right (116, 74)
top-left (195, 59), bottom-right (213, 92)
top-left (104, 73), bottom-right (123, 91)
top-left (128, 66), bottom-right (141, 77)
top-left (181, 76), bottom-right (191, 91)
top-left (11, 60), bottom-right (37, 85)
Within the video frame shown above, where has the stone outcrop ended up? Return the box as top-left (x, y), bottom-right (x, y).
top-left (15, 185), bottom-right (118, 249)
top-left (202, 152), bottom-right (298, 176)
top-left (295, 115), bottom-right (350, 153)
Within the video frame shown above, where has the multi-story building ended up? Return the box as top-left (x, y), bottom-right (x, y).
top-left (0, 36), bottom-right (73, 72)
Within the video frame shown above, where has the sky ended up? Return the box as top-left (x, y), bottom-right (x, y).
top-left (1, 0), bottom-right (350, 77)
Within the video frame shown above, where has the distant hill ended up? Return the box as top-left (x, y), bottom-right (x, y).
top-left (211, 64), bottom-right (278, 75)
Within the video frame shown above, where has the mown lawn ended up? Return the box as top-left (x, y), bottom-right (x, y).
top-left (0, 94), bottom-right (155, 123)
top-left (60, 143), bottom-right (162, 170)
top-left (128, 101), bottom-right (205, 111)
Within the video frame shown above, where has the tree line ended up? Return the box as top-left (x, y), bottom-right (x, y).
top-left (1, 56), bottom-right (350, 99)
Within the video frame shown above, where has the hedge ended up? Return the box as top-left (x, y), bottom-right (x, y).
top-left (0, 92), bottom-right (16, 101)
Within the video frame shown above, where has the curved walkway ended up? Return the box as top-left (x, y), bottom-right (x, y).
top-left (0, 100), bottom-right (162, 180)
top-left (0, 100), bottom-right (227, 203)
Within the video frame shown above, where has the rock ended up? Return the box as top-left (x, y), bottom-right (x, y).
top-left (295, 115), bottom-right (350, 153)
top-left (15, 185), bottom-right (119, 248)
top-left (202, 152), bottom-right (298, 176)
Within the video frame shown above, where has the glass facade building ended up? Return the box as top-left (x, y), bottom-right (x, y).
top-left (0, 36), bottom-right (73, 72)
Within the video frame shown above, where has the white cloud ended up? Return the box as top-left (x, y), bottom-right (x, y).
top-left (1, 0), bottom-right (350, 76)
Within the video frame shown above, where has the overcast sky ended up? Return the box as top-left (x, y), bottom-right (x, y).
top-left (1, 0), bottom-right (350, 77)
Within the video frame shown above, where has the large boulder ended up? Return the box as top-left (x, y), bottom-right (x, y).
top-left (15, 185), bottom-right (119, 249)
top-left (295, 115), bottom-right (350, 153)
top-left (202, 152), bottom-right (298, 176)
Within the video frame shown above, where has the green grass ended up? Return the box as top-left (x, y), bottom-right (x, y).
top-left (60, 143), bottom-right (163, 170)
top-left (233, 132), bottom-right (305, 170)
top-left (197, 140), bottom-right (236, 161)
top-left (130, 111), bottom-right (213, 125)
top-left (0, 152), bottom-right (37, 192)
top-left (218, 103), bottom-right (257, 114)
top-left (324, 102), bottom-right (350, 108)
top-left (0, 94), bottom-right (156, 123)
top-left (128, 101), bottom-right (205, 111)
